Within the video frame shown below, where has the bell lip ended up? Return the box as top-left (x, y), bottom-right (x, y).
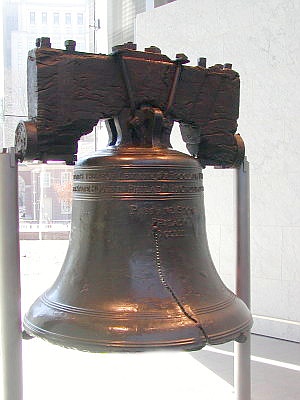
top-left (23, 313), bottom-right (252, 353)
top-left (23, 316), bottom-right (206, 352)
top-left (206, 318), bottom-right (253, 344)
top-left (23, 288), bottom-right (253, 353)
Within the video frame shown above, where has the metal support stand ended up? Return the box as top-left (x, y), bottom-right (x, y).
top-left (0, 148), bottom-right (23, 400)
top-left (234, 157), bottom-right (251, 400)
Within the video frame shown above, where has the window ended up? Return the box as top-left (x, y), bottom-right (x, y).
top-left (61, 171), bottom-right (72, 185)
top-left (61, 199), bottom-right (71, 214)
top-left (42, 12), bottom-right (47, 24)
top-left (65, 13), bottom-right (71, 24)
top-left (18, 176), bottom-right (26, 210)
top-left (42, 172), bottom-right (51, 188)
top-left (53, 12), bottom-right (59, 24)
top-left (77, 13), bottom-right (83, 25)
top-left (29, 12), bottom-right (35, 24)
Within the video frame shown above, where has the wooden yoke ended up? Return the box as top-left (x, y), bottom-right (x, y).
top-left (15, 39), bottom-right (243, 167)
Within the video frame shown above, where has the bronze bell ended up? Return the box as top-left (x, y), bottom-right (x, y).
top-left (20, 43), bottom-right (252, 352)
top-left (23, 136), bottom-right (252, 352)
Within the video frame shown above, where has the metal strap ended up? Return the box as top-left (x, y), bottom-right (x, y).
top-left (116, 53), bottom-right (136, 114)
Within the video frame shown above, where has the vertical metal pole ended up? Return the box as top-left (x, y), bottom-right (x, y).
top-left (234, 156), bottom-right (251, 400)
top-left (0, 148), bottom-right (23, 400)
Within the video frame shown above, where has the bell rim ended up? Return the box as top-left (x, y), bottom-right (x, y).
top-left (23, 316), bottom-right (252, 353)
top-left (23, 310), bottom-right (252, 353)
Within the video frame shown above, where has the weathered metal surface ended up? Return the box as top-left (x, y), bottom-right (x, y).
top-left (16, 40), bottom-right (242, 167)
top-left (21, 40), bottom-right (252, 352)
top-left (23, 146), bottom-right (252, 352)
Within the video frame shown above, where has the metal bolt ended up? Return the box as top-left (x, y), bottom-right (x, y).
top-left (112, 42), bottom-right (137, 52)
top-left (144, 46), bottom-right (161, 54)
top-left (40, 37), bottom-right (51, 48)
top-left (65, 40), bottom-right (76, 52)
top-left (175, 53), bottom-right (189, 64)
top-left (197, 57), bottom-right (206, 68)
top-left (213, 64), bottom-right (224, 69)
top-left (224, 63), bottom-right (233, 69)
top-left (124, 41), bottom-right (137, 50)
top-left (176, 53), bottom-right (188, 60)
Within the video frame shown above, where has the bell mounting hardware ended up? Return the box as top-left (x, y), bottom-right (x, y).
top-left (15, 39), bottom-right (244, 168)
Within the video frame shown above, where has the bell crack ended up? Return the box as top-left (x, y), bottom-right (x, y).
top-left (152, 225), bottom-right (209, 343)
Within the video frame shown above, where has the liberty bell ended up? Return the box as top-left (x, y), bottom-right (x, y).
top-left (16, 40), bottom-right (252, 352)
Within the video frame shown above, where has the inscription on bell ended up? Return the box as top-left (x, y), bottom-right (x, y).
top-left (74, 168), bottom-right (203, 182)
top-left (129, 204), bottom-right (197, 239)
top-left (73, 182), bottom-right (203, 195)
top-left (73, 167), bottom-right (204, 198)
top-left (129, 204), bottom-right (195, 217)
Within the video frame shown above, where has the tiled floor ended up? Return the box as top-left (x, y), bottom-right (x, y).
top-left (192, 334), bottom-right (300, 400)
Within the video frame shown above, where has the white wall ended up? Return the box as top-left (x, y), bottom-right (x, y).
top-left (136, 0), bottom-right (300, 342)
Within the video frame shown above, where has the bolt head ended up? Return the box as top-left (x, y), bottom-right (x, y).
top-left (112, 42), bottom-right (137, 52)
top-left (176, 53), bottom-right (188, 60)
top-left (144, 46), bottom-right (161, 54)
top-left (40, 37), bottom-right (51, 48)
top-left (65, 40), bottom-right (76, 51)
top-left (197, 57), bottom-right (207, 68)
top-left (175, 53), bottom-right (189, 64)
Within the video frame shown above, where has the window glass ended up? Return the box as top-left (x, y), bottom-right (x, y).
top-left (29, 11), bottom-right (35, 24)
top-left (77, 12), bottom-right (83, 25)
top-left (42, 12), bottom-right (47, 24)
top-left (42, 171), bottom-right (51, 188)
top-left (61, 171), bottom-right (72, 185)
top-left (65, 12), bottom-right (71, 24)
top-left (60, 199), bottom-right (72, 214)
top-left (53, 12), bottom-right (59, 24)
